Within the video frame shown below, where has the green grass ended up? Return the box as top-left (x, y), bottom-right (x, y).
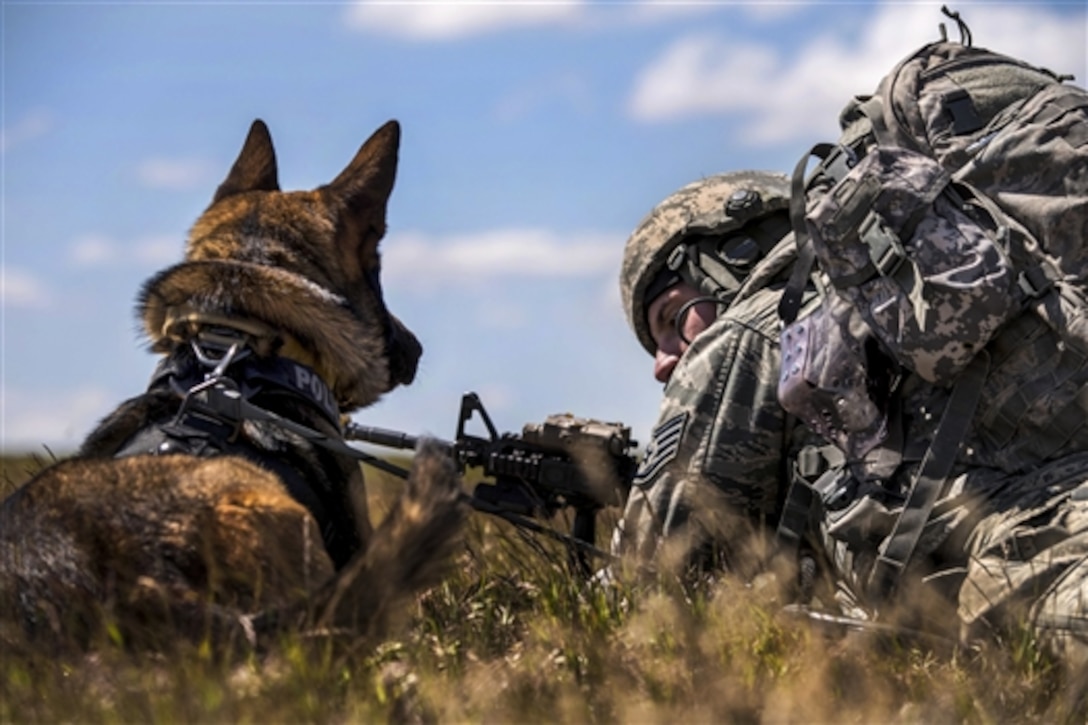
top-left (1, 453), bottom-right (1085, 723)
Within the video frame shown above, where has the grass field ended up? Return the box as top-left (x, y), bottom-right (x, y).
top-left (1, 451), bottom-right (1084, 723)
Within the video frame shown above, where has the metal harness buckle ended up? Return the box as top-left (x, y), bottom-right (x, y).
top-left (170, 337), bottom-right (250, 440)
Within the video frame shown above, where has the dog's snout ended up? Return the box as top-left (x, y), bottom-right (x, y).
top-left (388, 314), bottom-right (422, 386)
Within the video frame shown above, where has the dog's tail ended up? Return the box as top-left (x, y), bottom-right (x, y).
top-left (316, 438), bottom-right (467, 635)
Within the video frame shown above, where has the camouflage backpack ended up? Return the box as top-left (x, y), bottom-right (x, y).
top-left (775, 8), bottom-right (1088, 596)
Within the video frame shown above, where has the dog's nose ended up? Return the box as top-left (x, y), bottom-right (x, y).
top-left (388, 314), bottom-right (422, 386)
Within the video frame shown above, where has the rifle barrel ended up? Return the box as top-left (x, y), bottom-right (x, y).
top-left (343, 423), bottom-right (455, 454)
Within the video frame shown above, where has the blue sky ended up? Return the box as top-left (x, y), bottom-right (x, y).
top-left (3, 1), bottom-right (1086, 454)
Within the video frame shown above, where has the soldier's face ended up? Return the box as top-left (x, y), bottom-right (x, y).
top-left (647, 282), bottom-right (716, 384)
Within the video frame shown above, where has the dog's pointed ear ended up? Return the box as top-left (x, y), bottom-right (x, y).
top-left (327, 120), bottom-right (400, 236)
top-left (211, 119), bottom-right (280, 205)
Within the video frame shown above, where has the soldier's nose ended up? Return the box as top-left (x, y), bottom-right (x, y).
top-left (654, 350), bottom-right (678, 383)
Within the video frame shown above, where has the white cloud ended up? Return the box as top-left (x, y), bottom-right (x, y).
top-left (133, 235), bottom-right (184, 266)
top-left (382, 228), bottom-right (622, 287)
top-left (628, 3), bottom-right (1087, 145)
top-left (594, 270), bottom-right (622, 317)
top-left (954, 6), bottom-right (1088, 82)
top-left (622, 3), bottom-right (717, 24)
top-left (626, 1), bottom-right (809, 25)
top-left (629, 33), bottom-right (784, 121)
top-left (69, 234), bottom-right (118, 266)
top-left (737, 1), bottom-right (816, 22)
top-left (1, 385), bottom-right (113, 452)
top-left (0, 109), bottom-right (53, 154)
top-left (1, 267), bottom-right (52, 309)
top-left (344, 0), bottom-right (583, 40)
top-left (67, 234), bottom-right (181, 269)
top-left (136, 157), bottom-right (216, 190)
top-left (341, 1), bottom-right (806, 40)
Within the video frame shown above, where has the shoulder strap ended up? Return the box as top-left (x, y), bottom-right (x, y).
top-left (778, 143), bottom-right (837, 324)
top-left (867, 350), bottom-right (990, 600)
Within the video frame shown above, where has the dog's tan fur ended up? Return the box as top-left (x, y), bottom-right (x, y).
top-left (0, 120), bottom-right (466, 650)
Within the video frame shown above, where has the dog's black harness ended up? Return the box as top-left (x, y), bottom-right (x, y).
top-left (113, 330), bottom-right (390, 567)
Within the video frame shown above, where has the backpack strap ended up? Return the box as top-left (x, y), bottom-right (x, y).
top-left (856, 95), bottom-right (892, 148)
top-left (867, 350), bottom-right (990, 600)
top-left (778, 143), bottom-right (839, 325)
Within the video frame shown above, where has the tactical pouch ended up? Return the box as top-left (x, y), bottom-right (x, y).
top-left (778, 293), bottom-right (894, 461)
top-left (805, 145), bottom-right (1020, 386)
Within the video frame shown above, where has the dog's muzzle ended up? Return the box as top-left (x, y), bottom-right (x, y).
top-left (388, 313), bottom-right (422, 387)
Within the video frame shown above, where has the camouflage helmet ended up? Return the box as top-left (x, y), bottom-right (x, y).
top-left (620, 170), bottom-right (791, 355)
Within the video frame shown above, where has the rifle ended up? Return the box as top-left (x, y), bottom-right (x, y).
top-left (344, 392), bottom-right (639, 576)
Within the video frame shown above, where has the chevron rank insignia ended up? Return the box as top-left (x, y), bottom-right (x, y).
top-left (632, 411), bottom-right (688, 488)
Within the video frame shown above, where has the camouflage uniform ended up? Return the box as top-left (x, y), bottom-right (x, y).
top-left (806, 340), bottom-right (1088, 665)
top-left (613, 285), bottom-right (792, 573)
top-left (611, 171), bottom-right (803, 573)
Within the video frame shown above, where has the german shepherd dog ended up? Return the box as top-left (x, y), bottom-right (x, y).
top-left (0, 119), bottom-right (466, 651)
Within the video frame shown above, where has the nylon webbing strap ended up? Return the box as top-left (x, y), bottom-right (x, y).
top-left (153, 353), bottom-right (342, 431)
top-left (776, 472), bottom-right (816, 551)
top-left (190, 379), bottom-right (413, 479)
top-left (778, 143), bottom-right (833, 324)
top-left (868, 351), bottom-right (990, 600)
top-left (776, 443), bottom-right (843, 548)
top-left (858, 95), bottom-right (890, 146)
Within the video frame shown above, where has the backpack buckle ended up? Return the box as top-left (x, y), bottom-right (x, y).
top-left (816, 144), bottom-right (858, 186)
top-left (1017, 264), bottom-right (1058, 298)
top-left (860, 212), bottom-right (906, 277)
top-left (944, 89), bottom-right (983, 135)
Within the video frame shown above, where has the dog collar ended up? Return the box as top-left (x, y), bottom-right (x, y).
top-left (159, 304), bottom-right (328, 379)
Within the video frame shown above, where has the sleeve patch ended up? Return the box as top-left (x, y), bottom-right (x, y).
top-left (633, 411), bottom-right (688, 488)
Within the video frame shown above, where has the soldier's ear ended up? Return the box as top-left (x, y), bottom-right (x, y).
top-left (325, 120), bottom-right (399, 252)
top-left (211, 119), bottom-right (280, 205)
